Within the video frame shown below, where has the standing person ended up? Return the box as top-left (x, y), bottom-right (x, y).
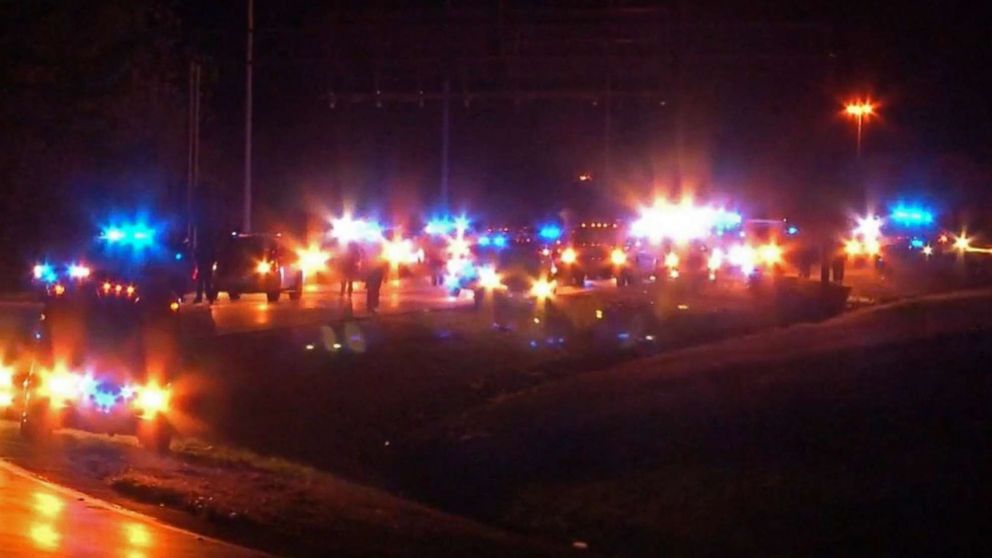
top-left (426, 238), bottom-right (446, 286)
top-left (339, 242), bottom-right (361, 296)
top-left (193, 228), bottom-right (216, 303)
top-left (365, 257), bottom-right (387, 313)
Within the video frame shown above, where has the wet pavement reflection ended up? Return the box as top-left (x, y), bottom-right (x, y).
top-left (0, 461), bottom-right (264, 557)
top-left (189, 281), bottom-right (471, 335)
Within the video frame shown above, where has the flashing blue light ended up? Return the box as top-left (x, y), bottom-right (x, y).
top-left (910, 238), bottom-right (926, 249)
top-left (103, 227), bottom-right (126, 242)
top-left (492, 234), bottom-right (508, 248)
top-left (443, 274), bottom-right (461, 289)
top-left (363, 221), bottom-right (383, 241)
top-left (889, 204), bottom-right (935, 227)
top-left (538, 224), bottom-right (563, 241)
top-left (174, 252), bottom-right (184, 261)
top-left (78, 374), bottom-right (98, 399)
top-left (477, 235), bottom-right (492, 246)
top-left (92, 388), bottom-right (118, 411)
top-left (426, 214), bottom-right (473, 236)
top-left (32, 263), bottom-right (57, 283)
top-left (101, 223), bottom-right (157, 248)
top-left (425, 218), bottom-right (454, 235)
top-left (787, 225), bottom-right (799, 235)
top-left (714, 210), bottom-right (743, 229)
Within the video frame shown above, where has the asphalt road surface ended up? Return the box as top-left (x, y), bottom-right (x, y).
top-left (0, 460), bottom-right (264, 557)
top-left (192, 280), bottom-right (474, 335)
top-left (1, 273), bottom-right (884, 339)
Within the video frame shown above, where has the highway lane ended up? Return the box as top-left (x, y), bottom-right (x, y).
top-left (186, 279), bottom-right (475, 335)
top-left (0, 459), bottom-right (265, 557)
top-left (0, 280), bottom-right (476, 339)
top-left (1, 270), bottom-right (906, 340)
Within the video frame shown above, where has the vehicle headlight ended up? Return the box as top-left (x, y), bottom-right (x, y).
top-left (41, 368), bottom-right (87, 408)
top-left (0, 365), bottom-right (13, 408)
top-left (133, 383), bottom-right (171, 418)
top-left (256, 261), bottom-right (273, 274)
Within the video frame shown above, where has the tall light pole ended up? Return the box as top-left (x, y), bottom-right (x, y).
top-left (243, 0), bottom-right (254, 232)
top-left (186, 60), bottom-right (201, 244)
top-left (844, 99), bottom-right (875, 159)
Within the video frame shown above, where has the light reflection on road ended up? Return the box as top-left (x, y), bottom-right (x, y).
top-left (0, 461), bottom-right (264, 557)
top-left (191, 280), bottom-right (472, 335)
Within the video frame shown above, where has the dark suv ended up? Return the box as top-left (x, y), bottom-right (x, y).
top-left (211, 233), bottom-right (303, 302)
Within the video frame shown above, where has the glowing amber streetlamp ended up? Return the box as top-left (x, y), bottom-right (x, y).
top-left (844, 100), bottom-right (876, 158)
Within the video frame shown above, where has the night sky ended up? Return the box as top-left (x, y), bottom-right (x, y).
top-left (2, 1), bottom-right (991, 284)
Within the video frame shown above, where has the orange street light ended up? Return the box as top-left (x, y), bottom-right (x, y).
top-left (843, 99), bottom-right (876, 158)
